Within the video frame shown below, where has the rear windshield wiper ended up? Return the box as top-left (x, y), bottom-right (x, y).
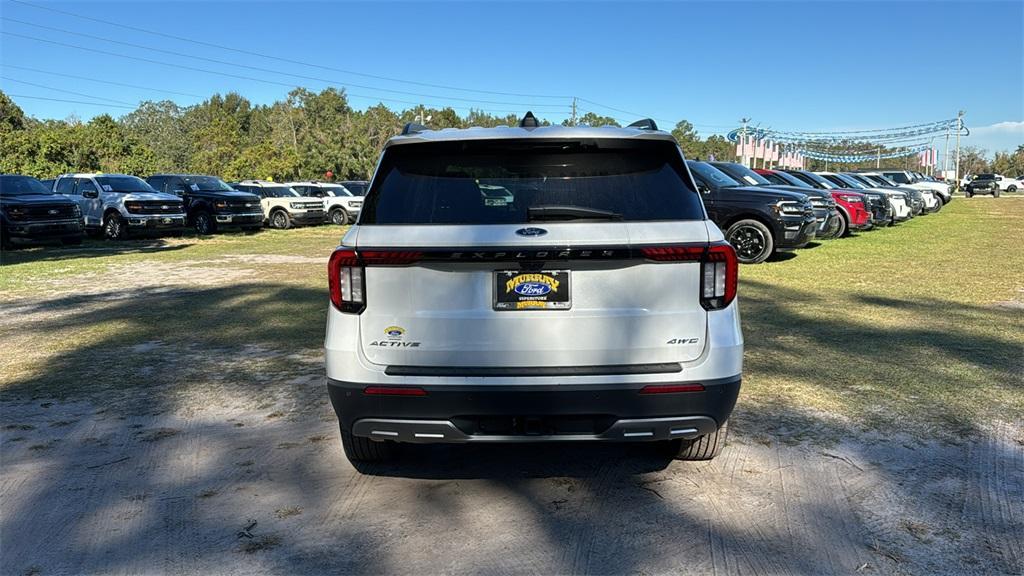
top-left (527, 205), bottom-right (623, 222)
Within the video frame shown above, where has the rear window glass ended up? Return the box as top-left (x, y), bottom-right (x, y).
top-left (360, 139), bottom-right (703, 224)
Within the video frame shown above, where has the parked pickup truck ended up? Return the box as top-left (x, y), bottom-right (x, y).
top-left (964, 174), bottom-right (1002, 197)
top-left (53, 173), bottom-right (185, 240)
top-left (1, 174), bottom-right (84, 248)
top-left (147, 174), bottom-right (263, 234)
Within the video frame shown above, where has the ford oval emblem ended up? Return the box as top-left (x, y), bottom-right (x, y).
top-left (515, 227), bottom-right (547, 237)
top-left (513, 282), bottom-right (551, 296)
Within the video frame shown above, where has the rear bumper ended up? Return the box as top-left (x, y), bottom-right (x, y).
top-left (328, 376), bottom-right (740, 443)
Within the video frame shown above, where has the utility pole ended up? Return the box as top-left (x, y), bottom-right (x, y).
top-left (740, 118), bottom-right (750, 167)
top-left (570, 97), bottom-right (578, 127)
top-left (954, 110), bottom-right (964, 189)
top-left (942, 121), bottom-right (951, 178)
top-left (876, 147), bottom-right (881, 169)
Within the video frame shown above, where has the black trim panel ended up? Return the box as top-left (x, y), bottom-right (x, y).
top-left (384, 363), bottom-right (682, 377)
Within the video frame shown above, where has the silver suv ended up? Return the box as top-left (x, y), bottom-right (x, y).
top-left (53, 173), bottom-right (185, 239)
top-left (324, 114), bottom-right (744, 467)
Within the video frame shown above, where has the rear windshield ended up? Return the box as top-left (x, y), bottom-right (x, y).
top-left (360, 139), bottom-right (703, 224)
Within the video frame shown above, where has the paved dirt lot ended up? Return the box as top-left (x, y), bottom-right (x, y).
top-left (2, 200), bottom-right (1023, 575)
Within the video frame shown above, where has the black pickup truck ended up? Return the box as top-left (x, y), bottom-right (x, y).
top-left (964, 174), bottom-right (1001, 198)
top-left (146, 174), bottom-right (263, 234)
top-left (1, 174), bottom-right (84, 248)
top-left (687, 161), bottom-right (817, 264)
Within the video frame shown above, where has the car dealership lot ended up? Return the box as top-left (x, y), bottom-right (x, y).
top-left (2, 199), bottom-right (1022, 575)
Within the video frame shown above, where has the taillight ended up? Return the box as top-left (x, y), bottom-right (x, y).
top-left (328, 249), bottom-right (365, 313)
top-left (641, 242), bottom-right (738, 311)
top-left (702, 242), bottom-right (737, 310)
top-left (328, 249), bottom-right (422, 313)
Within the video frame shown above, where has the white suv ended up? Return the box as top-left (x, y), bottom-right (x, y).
top-left (285, 181), bottom-right (364, 225)
top-left (324, 115), bottom-right (744, 466)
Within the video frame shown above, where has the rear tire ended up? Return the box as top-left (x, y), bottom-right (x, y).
top-left (1008, 185), bottom-right (1017, 193)
top-left (726, 219), bottom-right (774, 264)
top-left (671, 420), bottom-right (729, 461)
top-left (994, 188), bottom-right (1001, 198)
top-left (965, 191), bottom-right (973, 198)
top-left (340, 427), bottom-right (395, 463)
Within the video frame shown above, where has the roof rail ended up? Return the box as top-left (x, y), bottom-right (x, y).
top-left (627, 118), bottom-right (658, 131)
top-left (401, 122), bottom-right (429, 135)
top-left (519, 111), bottom-right (540, 128)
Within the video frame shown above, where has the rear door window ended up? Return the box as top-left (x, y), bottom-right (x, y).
top-left (56, 177), bottom-right (77, 195)
top-left (361, 139), bottom-right (703, 224)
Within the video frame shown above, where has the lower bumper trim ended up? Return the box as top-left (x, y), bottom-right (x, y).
top-left (353, 415), bottom-right (716, 443)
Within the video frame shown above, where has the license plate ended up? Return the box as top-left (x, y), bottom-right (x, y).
top-left (162, 218), bottom-right (173, 224)
top-left (494, 270), bottom-right (571, 311)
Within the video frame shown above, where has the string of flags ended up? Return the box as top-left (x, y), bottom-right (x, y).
top-left (731, 134), bottom-right (939, 166)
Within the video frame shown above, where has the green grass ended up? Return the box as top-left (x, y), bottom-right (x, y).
top-left (2, 199), bottom-right (1022, 439)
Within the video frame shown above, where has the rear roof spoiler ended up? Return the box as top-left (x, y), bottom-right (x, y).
top-left (627, 118), bottom-right (658, 131)
top-left (401, 122), bottom-right (429, 135)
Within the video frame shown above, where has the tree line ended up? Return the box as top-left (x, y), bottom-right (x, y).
top-left (1, 89), bottom-right (1019, 181)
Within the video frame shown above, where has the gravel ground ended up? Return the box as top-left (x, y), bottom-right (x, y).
top-left (2, 374), bottom-right (1021, 576)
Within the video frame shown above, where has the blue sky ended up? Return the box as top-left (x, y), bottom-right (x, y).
top-left (1, 0), bottom-right (1021, 155)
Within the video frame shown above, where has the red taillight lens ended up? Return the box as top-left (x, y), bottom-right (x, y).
top-left (328, 249), bottom-right (365, 313)
top-left (640, 245), bottom-right (705, 261)
top-left (360, 251), bottom-right (423, 265)
top-left (363, 386), bottom-right (427, 396)
top-left (702, 242), bottom-right (737, 310)
top-left (639, 384), bottom-right (705, 394)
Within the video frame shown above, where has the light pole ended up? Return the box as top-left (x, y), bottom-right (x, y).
top-left (954, 110), bottom-right (964, 189)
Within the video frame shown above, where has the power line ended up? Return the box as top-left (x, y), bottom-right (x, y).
top-left (4, 94), bottom-right (136, 109)
top-left (4, 64), bottom-right (205, 98)
top-left (0, 76), bottom-right (137, 105)
top-left (7, 0), bottom-right (571, 100)
top-left (0, 31), bottom-right (560, 117)
top-left (1, 17), bottom-right (570, 110)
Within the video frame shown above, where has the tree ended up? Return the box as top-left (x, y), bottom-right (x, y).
top-left (0, 91), bottom-right (27, 132)
top-left (564, 112), bottom-right (619, 127)
top-left (671, 120), bottom-right (702, 157)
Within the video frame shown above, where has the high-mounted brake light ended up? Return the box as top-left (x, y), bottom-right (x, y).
top-left (641, 242), bottom-right (738, 310)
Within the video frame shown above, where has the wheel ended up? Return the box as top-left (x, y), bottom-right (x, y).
top-left (670, 420), bottom-right (729, 461)
top-left (60, 236), bottom-right (83, 246)
top-left (193, 210), bottom-right (216, 235)
top-left (269, 209), bottom-right (292, 229)
top-left (103, 212), bottom-right (128, 240)
top-left (994, 189), bottom-right (1001, 198)
top-left (965, 191), bottom-right (973, 198)
top-left (340, 426), bottom-right (395, 463)
top-left (725, 219), bottom-right (774, 264)
top-left (835, 212), bottom-right (849, 238)
top-left (1008, 185), bottom-right (1017, 193)
top-left (329, 208), bottom-right (349, 226)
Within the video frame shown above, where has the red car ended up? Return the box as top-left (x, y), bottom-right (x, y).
top-left (755, 169), bottom-right (871, 237)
